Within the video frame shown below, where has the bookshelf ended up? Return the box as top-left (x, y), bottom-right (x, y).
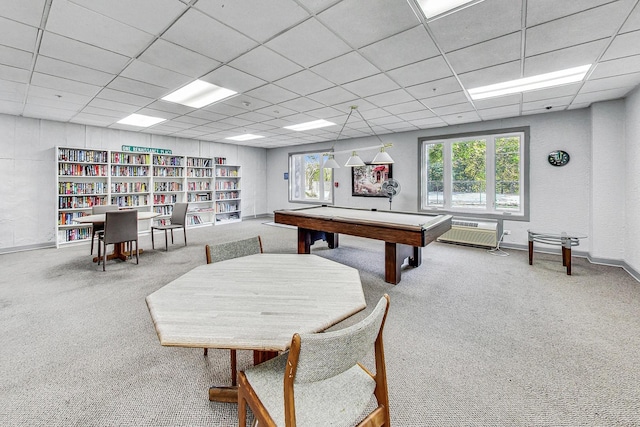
top-left (214, 158), bottom-right (241, 225)
top-left (56, 148), bottom-right (225, 247)
top-left (186, 156), bottom-right (214, 227)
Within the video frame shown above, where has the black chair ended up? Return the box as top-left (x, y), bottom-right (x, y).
top-left (98, 210), bottom-right (138, 271)
top-left (90, 205), bottom-right (118, 255)
top-left (151, 202), bottom-right (188, 251)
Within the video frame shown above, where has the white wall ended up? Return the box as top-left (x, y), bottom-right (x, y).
top-left (625, 86), bottom-right (640, 274)
top-left (0, 113), bottom-right (268, 252)
top-left (267, 109), bottom-right (603, 256)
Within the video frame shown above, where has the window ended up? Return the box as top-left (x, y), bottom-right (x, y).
top-left (289, 151), bottom-right (334, 204)
top-left (420, 128), bottom-right (528, 218)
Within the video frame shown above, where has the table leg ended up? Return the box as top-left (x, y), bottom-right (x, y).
top-left (297, 228), bottom-right (312, 254)
top-left (208, 350), bottom-right (278, 403)
top-left (528, 240), bottom-right (534, 265)
top-left (92, 243), bottom-right (144, 263)
top-left (384, 243), bottom-right (420, 284)
top-left (562, 239), bottom-right (572, 275)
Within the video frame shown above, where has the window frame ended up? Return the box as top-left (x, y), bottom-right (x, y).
top-left (418, 127), bottom-right (530, 221)
top-left (288, 149), bottom-right (335, 205)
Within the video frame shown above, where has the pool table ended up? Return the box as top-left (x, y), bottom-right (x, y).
top-left (274, 206), bottom-right (452, 284)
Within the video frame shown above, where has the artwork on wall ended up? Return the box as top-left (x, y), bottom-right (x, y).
top-left (352, 163), bottom-right (392, 197)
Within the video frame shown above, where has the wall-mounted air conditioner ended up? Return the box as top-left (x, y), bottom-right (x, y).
top-left (437, 218), bottom-right (498, 248)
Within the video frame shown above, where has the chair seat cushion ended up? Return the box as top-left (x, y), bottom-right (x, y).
top-left (244, 352), bottom-right (376, 427)
top-left (152, 224), bottom-right (183, 230)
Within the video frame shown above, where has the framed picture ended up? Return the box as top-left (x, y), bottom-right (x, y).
top-left (352, 163), bottom-right (392, 197)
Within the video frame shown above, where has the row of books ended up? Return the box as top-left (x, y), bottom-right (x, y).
top-left (59, 164), bottom-right (107, 177)
top-left (186, 168), bottom-right (213, 177)
top-left (58, 149), bottom-right (108, 163)
top-left (153, 155), bottom-right (183, 166)
top-left (153, 194), bottom-right (178, 205)
top-left (112, 182), bottom-right (148, 193)
top-left (58, 228), bottom-right (91, 242)
top-left (58, 211), bottom-right (88, 225)
top-left (216, 202), bottom-right (239, 213)
top-left (111, 165), bottom-right (149, 177)
top-left (58, 182), bottom-right (107, 195)
top-left (187, 193), bottom-right (212, 202)
top-left (215, 182), bottom-right (240, 190)
top-left (215, 168), bottom-right (239, 177)
top-left (110, 195), bottom-right (149, 206)
top-left (214, 157), bottom-right (227, 164)
top-left (153, 167), bottom-right (183, 177)
top-left (110, 152), bottom-right (150, 165)
top-left (186, 158), bottom-right (212, 167)
top-left (187, 181), bottom-right (211, 191)
top-left (216, 191), bottom-right (239, 200)
top-left (154, 182), bottom-right (183, 192)
top-left (59, 196), bottom-right (104, 209)
top-left (153, 205), bottom-right (174, 216)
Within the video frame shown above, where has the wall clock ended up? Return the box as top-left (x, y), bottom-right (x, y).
top-left (548, 150), bottom-right (570, 167)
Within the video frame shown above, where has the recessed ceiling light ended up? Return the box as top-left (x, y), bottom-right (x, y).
top-left (417, 0), bottom-right (486, 20)
top-left (162, 80), bottom-right (237, 109)
top-left (468, 65), bottom-right (592, 100)
top-left (225, 134), bottom-right (265, 141)
top-left (117, 114), bottom-right (166, 127)
top-left (283, 119), bottom-right (336, 131)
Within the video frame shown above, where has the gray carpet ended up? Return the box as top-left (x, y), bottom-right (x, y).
top-left (1, 218), bottom-right (639, 426)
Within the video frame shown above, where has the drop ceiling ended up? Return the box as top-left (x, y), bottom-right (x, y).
top-left (1, 0), bottom-right (639, 148)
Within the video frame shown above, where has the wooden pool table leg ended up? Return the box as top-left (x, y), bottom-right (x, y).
top-left (385, 243), bottom-right (421, 284)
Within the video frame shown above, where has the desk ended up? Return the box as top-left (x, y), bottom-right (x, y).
top-left (145, 253), bottom-right (366, 402)
top-left (274, 206), bottom-right (452, 284)
top-left (75, 211), bottom-right (159, 262)
top-left (528, 230), bottom-right (587, 275)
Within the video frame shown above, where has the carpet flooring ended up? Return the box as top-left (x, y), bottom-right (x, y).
top-left (1, 218), bottom-right (639, 426)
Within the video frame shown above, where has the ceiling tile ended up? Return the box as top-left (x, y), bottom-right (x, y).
top-left (343, 73), bottom-right (400, 98)
top-left (318, 0), bottom-right (419, 48)
top-left (591, 54), bottom-right (640, 80)
top-left (447, 32), bottom-right (521, 75)
top-left (422, 91), bottom-right (469, 109)
top-left (107, 76), bottom-right (169, 99)
top-left (201, 65), bottom-right (266, 94)
top-left (601, 30), bottom-right (640, 61)
top-left (35, 56), bottom-right (115, 86)
top-left (0, 45), bottom-right (33, 70)
top-left (311, 52), bottom-right (380, 85)
top-left (406, 76), bottom-right (463, 99)
top-left (387, 55), bottom-right (452, 87)
top-left (30, 72), bottom-right (101, 97)
top-left (246, 84), bottom-right (300, 104)
top-left (46, 0), bottom-right (155, 57)
top-left (366, 89), bottom-right (414, 108)
top-left (121, 60), bottom-right (191, 90)
top-left (580, 72), bottom-right (640, 93)
top-left (458, 60), bottom-right (522, 89)
top-left (307, 86), bottom-right (358, 106)
top-left (138, 39), bottom-right (219, 79)
top-left (275, 70), bottom-right (334, 96)
top-left (96, 88), bottom-right (154, 107)
top-left (70, 0), bottom-right (188, 35)
top-left (0, 64), bottom-right (30, 84)
top-left (383, 100), bottom-right (426, 115)
top-left (526, 2), bottom-right (631, 57)
top-left (0, 16), bottom-right (39, 52)
top-left (359, 25), bottom-right (440, 71)
top-left (524, 39), bottom-right (607, 76)
top-left (265, 18), bottom-right (351, 68)
top-left (428, 0), bottom-right (521, 52)
top-left (39, 32), bottom-right (130, 74)
top-left (573, 87), bottom-right (633, 105)
top-left (526, 0), bottom-right (619, 27)
top-left (620, 1), bottom-right (640, 32)
top-left (279, 97), bottom-right (325, 113)
top-left (522, 83), bottom-right (581, 102)
top-left (195, 0), bottom-right (309, 43)
top-left (477, 104), bottom-right (521, 120)
top-left (229, 46), bottom-right (303, 83)
top-left (3, 0), bottom-right (47, 26)
top-left (161, 8), bottom-right (257, 63)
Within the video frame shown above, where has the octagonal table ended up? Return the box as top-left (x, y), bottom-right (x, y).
top-left (145, 253), bottom-right (366, 402)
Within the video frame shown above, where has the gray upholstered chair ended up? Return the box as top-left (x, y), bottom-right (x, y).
top-left (151, 202), bottom-right (188, 251)
top-left (98, 210), bottom-right (139, 271)
top-left (237, 294), bottom-right (391, 427)
top-left (90, 205), bottom-right (118, 255)
top-left (203, 235), bottom-right (264, 385)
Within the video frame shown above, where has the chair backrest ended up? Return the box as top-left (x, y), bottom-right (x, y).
top-left (103, 210), bottom-right (138, 245)
top-left (92, 205), bottom-right (118, 215)
top-left (292, 294), bottom-right (389, 384)
top-left (205, 236), bottom-right (263, 264)
top-left (170, 202), bottom-right (188, 226)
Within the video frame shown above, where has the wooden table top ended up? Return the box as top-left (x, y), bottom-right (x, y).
top-left (145, 254), bottom-right (366, 352)
top-left (75, 211), bottom-right (159, 223)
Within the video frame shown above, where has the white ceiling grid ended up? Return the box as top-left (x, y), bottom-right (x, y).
top-left (0, 0), bottom-right (638, 148)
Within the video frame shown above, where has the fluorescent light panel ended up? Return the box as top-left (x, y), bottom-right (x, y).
top-left (117, 113), bottom-right (166, 127)
top-left (284, 119), bottom-right (335, 131)
top-left (162, 80), bottom-right (237, 108)
top-left (417, 0), bottom-right (486, 19)
top-left (225, 134), bottom-right (264, 142)
top-left (468, 65), bottom-right (592, 100)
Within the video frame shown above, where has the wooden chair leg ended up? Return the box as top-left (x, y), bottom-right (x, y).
top-left (203, 348), bottom-right (208, 356)
top-left (231, 350), bottom-right (237, 386)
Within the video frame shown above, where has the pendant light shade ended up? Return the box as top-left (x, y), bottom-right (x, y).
top-left (345, 151), bottom-right (365, 167)
top-left (323, 154), bottom-right (341, 169)
top-left (371, 146), bottom-right (394, 164)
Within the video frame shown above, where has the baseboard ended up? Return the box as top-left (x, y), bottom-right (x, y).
top-left (0, 242), bottom-right (56, 255)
